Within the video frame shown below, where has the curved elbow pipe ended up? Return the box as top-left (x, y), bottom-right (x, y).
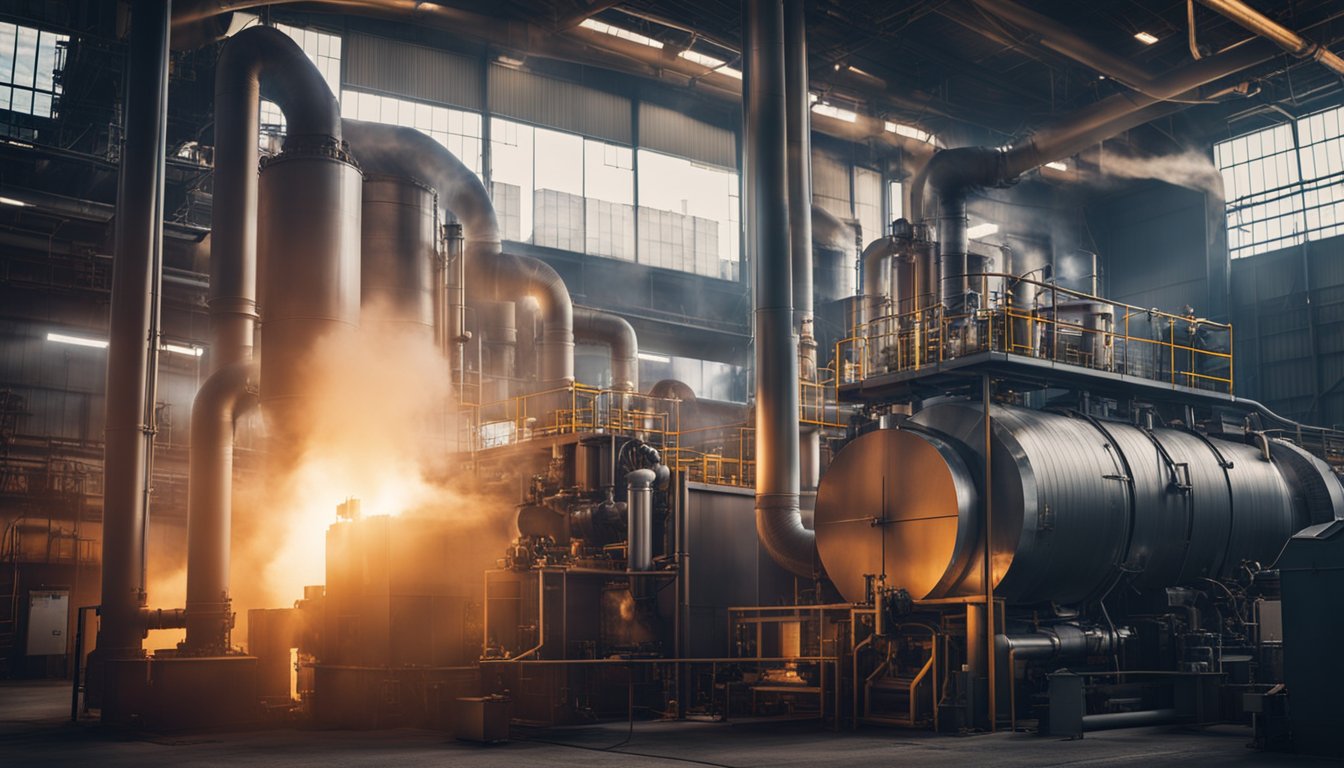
top-left (860, 237), bottom-right (897, 326)
top-left (212, 26), bottom-right (343, 373)
top-left (574, 307), bottom-right (638, 392)
top-left (184, 361), bottom-right (259, 654)
top-left (341, 119), bottom-right (575, 386)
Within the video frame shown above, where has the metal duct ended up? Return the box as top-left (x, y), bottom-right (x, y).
top-left (746, 0), bottom-right (813, 579)
top-left (98, 0), bottom-right (172, 662)
top-left (183, 26), bottom-right (352, 654)
top-left (212, 25), bottom-right (343, 374)
top-left (1196, 0), bottom-right (1344, 76)
top-left (341, 119), bottom-right (575, 387)
top-left (573, 307), bottom-right (638, 392)
top-left (912, 38), bottom-right (1279, 311)
top-left (860, 236), bottom-right (897, 327)
top-left (184, 361), bottom-right (259, 654)
top-left (360, 174), bottom-right (437, 341)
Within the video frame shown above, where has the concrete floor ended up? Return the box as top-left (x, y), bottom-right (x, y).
top-left (0, 681), bottom-right (1328, 767)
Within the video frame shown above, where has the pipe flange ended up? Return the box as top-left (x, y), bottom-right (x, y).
top-left (261, 133), bottom-right (360, 169)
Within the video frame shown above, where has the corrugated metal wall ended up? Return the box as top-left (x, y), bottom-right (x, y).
top-left (812, 149), bottom-right (852, 221)
top-left (638, 102), bottom-right (736, 169)
top-left (488, 64), bottom-right (632, 145)
top-left (345, 33), bottom-right (484, 109)
top-left (1231, 233), bottom-right (1344, 426)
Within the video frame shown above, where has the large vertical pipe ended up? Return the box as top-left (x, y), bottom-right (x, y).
top-left (747, 0), bottom-right (813, 578)
top-left (784, 0), bottom-right (820, 491)
top-left (626, 468), bottom-right (656, 573)
top-left (98, 0), bottom-right (172, 662)
top-left (183, 26), bottom-right (350, 654)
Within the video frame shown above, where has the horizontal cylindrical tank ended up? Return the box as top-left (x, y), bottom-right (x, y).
top-left (360, 174), bottom-right (437, 340)
top-left (258, 139), bottom-right (363, 450)
top-left (815, 401), bottom-right (1340, 605)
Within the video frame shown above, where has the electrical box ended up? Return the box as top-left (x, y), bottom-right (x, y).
top-left (26, 590), bottom-right (69, 656)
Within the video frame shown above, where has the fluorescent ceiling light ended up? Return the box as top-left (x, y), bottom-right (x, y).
top-left (162, 343), bottom-right (204, 357)
top-left (0, 196), bottom-right (28, 207)
top-left (967, 223), bottom-right (1000, 240)
top-left (1134, 31), bottom-right (1159, 45)
top-left (1044, 161), bottom-right (1069, 172)
top-left (678, 49), bottom-right (742, 79)
top-left (48, 332), bottom-right (108, 349)
top-left (637, 352), bottom-right (671, 363)
top-left (495, 54), bottom-right (526, 69)
top-left (811, 102), bottom-right (857, 123)
top-left (579, 18), bottom-right (664, 49)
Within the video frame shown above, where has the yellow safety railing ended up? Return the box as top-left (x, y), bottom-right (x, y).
top-left (460, 383), bottom-right (681, 454)
top-left (837, 272), bottom-right (1235, 395)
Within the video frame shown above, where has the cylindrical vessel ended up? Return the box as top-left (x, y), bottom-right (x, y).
top-left (258, 139), bottom-right (363, 451)
top-left (360, 175), bottom-right (436, 341)
top-left (815, 401), bottom-right (1336, 605)
top-left (626, 468), bottom-right (656, 573)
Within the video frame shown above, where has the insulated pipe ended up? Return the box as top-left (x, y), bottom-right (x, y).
top-left (1196, 0), bottom-right (1344, 76)
top-left (626, 468), bottom-right (656, 573)
top-left (211, 25), bottom-right (343, 373)
top-left (860, 236), bottom-right (897, 326)
top-left (184, 361), bottom-right (259, 654)
top-left (341, 120), bottom-right (575, 386)
top-left (746, 0), bottom-right (813, 579)
top-left (98, 0), bottom-right (172, 662)
top-left (573, 307), bottom-right (639, 392)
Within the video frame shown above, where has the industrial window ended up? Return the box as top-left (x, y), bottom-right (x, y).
top-left (0, 22), bottom-right (67, 119)
top-left (341, 90), bottom-right (483, 175)
top-left (854, 167), bottom-right (884, 245)
top-left (889, 180), bottom-right (904, 223)
top-left (259, 24), bottom-right (342, 150)
top-left (636, 150), bottom-right (740, 279)
top-left (1215, 104), bottom-right (1344, 258)
top-left (490, 117), bottom-right (635, 260)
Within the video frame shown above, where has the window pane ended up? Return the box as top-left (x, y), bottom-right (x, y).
top-left (637, 149), bottom-right (739, 277)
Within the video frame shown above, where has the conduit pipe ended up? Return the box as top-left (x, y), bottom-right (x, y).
top-left (913, 37), bottom-right (1279, 312)
top-left (1196, 0), bottom-right (1344, 76)
top-left (746, 0), bottom-right (813, 579)
top-left (184, 361), bottom-right (259, 654)
top-left (98, 0), bottom-right (173, 662)
top-left (340, 120), bottom-right (575, 386)
top-left (574, 307), bottom-right (638, 392)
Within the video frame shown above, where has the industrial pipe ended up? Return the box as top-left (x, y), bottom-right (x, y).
top-left (341, 120), bottom-right (575, 386)
top-left (1196, 0), bottom-right (1344, 76)
top-left (212, 25), bottom-right (343, 373)
top-left (860, 236), bottom-right (897, 327)
top-left (913, 38), bottom-right (1280, 311)
top-left (98, 0), bottom-right (172, 662)
top-left (746, 0), bottom-right (813, 579)
top-left (626, 468), bottom-right (656, 573)
top-left (184, 361), bottom-right (259, 654)
top-left (574, 307), bottom-right (639, 392)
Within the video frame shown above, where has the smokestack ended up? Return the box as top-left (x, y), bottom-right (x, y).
top-left (98, 0), bottom-right (173, 664)
top-left (746, 0), bottom-right (814, 579)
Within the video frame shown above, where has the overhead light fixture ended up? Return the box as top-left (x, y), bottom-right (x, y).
top-left (967, 223), bottom-right (1000, 240)
top-left (47, 331), bottom-right (108, 349)
top-left (495, 54), bottom-right (526, 69)
top-left (1134, 31), bottom-right (1159, 45)
top-left (0, 195), bottom-right (28, 207)
top-left (1044, 161), bottom-right (1069, 172)
top-left (578, 18), bottom-right (664, 49)
top-left (808, 92), bottom-right (819, 104)
top-left (637, 352), bottom-right (671, 363)
top-left (884, 121), bottom-right (937, 145)
top-left (678, 49), bottom-right (742, 79)
top-left (811, 102), bottom-right (858, 123)
top-left (162, 342), bottom-right (205, 357)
